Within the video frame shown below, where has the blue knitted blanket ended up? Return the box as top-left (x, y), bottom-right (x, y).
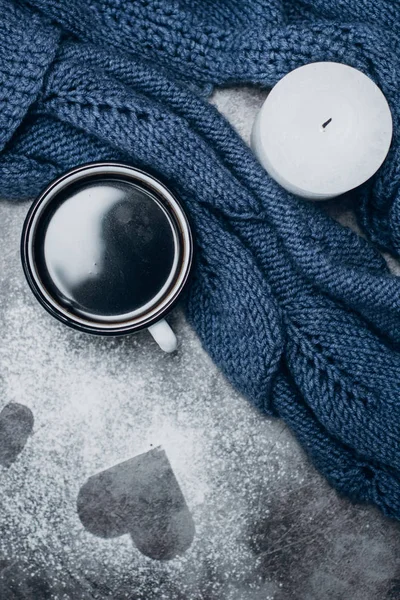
top-left (2, 0), bottom-right (400, 518)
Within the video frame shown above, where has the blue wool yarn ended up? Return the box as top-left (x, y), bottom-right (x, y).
top-left (2, 0), bottom-right (400, 518)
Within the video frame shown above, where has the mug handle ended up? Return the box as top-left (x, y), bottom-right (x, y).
top-left (148, 319), bottom-right (178, 353)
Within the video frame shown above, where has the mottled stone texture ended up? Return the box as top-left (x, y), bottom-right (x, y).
top-left (0, 88), bottom-right (399, 600)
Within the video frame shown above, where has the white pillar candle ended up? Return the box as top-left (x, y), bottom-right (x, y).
top-left (251, 62), bottom-right (393, 200)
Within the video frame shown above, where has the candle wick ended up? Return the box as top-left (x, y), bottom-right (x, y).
top-left (322, 117), bottom-right (332, 129)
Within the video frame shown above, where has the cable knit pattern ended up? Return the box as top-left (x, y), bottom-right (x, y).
top-left (0, 1), bottom-right (60, 149)
top-left (2, 0), bottom-right (400, 518)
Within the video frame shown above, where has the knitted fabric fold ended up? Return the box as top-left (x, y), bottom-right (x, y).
top-left (2, 0), bottom-right (400, 518)
top-left (0, 1), bottom-right (60, 150)
top-left (21, 0), bottom-right (400, 254)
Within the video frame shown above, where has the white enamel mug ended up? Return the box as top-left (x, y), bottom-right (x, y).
top-left (21, 163), bottom-right (193, 353)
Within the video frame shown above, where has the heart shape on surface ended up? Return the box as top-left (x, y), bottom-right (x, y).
top-left (0, 403), bottom-right (34, 467)
top-left (77, 447), bottom-right (195, 560)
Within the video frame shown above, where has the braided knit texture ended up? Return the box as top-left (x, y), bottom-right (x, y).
top-left (2, 0), bottom-right (400, 518)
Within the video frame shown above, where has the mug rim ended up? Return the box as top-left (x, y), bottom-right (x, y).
top-left (20, 162), bottom-right (193, 336)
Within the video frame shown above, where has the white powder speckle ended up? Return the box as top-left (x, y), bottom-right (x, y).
top-left (0, 203), bottom-right (305, 598)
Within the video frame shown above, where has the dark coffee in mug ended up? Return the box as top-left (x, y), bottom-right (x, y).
top-left (21, 163), bottom-right (193, 345)
top-left (34, 178), bottom-right (178, 320)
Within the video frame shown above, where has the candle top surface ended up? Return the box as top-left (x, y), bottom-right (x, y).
top-left (254, 62), bottom-right (393, 199)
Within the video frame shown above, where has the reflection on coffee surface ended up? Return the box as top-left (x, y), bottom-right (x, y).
top-left (34, 178), bottom-right (178, 321)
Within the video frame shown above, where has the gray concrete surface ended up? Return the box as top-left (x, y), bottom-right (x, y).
top-left (0, 87), bottom-right (399, 600)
